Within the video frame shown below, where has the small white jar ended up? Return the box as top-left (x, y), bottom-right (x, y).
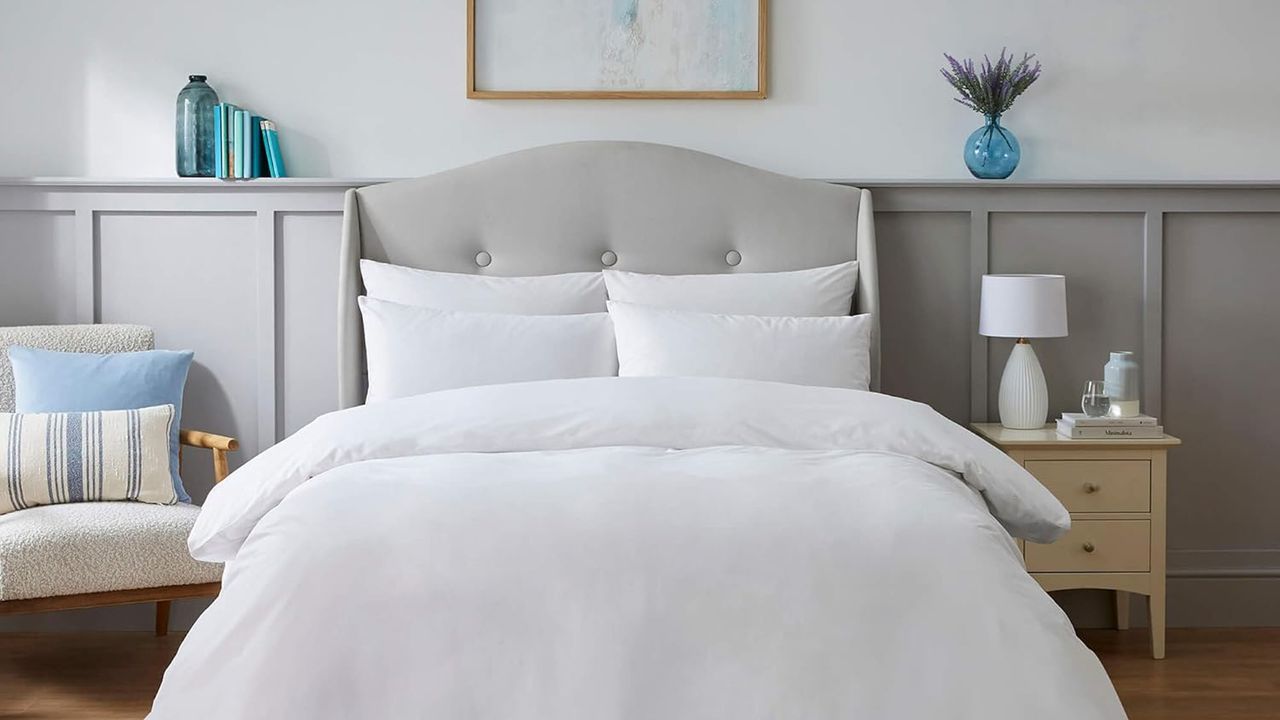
top-left (1104, 351), bottom-right (1141, 417)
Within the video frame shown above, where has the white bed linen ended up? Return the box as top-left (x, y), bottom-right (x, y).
top-left (603, 261), bottom-right (858, 316)
top-left (360, 259), bottom-right (607, 314)
top-left (358, 297), bottom-right (617, 402)
top-left (609, 301), bottom-right (874, 390)
top-left (157, 377), bottom-right (1121, 720)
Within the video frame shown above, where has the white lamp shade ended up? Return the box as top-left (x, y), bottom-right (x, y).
top-left (979, 274), bottom-right (1068, 338)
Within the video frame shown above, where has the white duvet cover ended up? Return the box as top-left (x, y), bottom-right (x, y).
top-left (154, 377), bottom-right (1124, 720)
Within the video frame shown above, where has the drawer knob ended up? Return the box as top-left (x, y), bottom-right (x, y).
top-left (1083, 482), bottom-right (1100, 494)
top-left (1082, 541), bottom-right (1096, 553)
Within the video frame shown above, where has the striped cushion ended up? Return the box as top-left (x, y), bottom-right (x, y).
top-left (0, 405), bottom-right (177, 515)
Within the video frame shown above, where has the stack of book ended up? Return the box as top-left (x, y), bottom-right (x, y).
top-left (1056, 413), bottom-right (1164, 439)
top-left (212, 103), bottom-right (287, 179)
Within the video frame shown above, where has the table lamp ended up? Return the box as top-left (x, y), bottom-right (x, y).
top-left (979, 274), bottom-right (1068, 429)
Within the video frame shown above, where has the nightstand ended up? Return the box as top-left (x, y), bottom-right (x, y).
top-left (971, 423), bottom-right (1181, 659)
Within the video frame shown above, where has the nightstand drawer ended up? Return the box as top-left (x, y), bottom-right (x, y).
top-left (1024, 460), bottom-right (1150, 512)
top-left (1025, 520), bottom-right (1151, 572)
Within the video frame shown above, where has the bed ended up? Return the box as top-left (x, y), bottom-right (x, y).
top-left (150, 142), bottom-right (1125, 719)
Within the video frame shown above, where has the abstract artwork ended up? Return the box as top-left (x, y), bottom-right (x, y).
top-left (468, 0), bottom-right (767, 99)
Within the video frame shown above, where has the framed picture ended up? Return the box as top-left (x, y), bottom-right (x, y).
top-left (467, 0), bottom-right (767, 99)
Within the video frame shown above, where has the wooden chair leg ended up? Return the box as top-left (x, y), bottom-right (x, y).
top-left (212, 448), bottom-right (230, 484)
top-left (155, 600), bottom-right (171, 637)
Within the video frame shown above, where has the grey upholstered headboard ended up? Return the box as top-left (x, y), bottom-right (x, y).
top-left (337, 141), bottom-right (879, 408)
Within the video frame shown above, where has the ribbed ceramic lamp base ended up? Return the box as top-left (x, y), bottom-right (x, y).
top-left (997, 341), bottom-right (1049, 430)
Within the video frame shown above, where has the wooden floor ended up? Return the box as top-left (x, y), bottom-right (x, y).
top-left (0, 629), bottom-right (1277, 718)
top-left (0, 632), bottom-right (182, 719)
top-left (1080, 628), bottom-right (1280, 720)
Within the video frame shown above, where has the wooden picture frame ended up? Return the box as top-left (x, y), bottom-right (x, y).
top-left (467, 0), bottom-right (768, 99)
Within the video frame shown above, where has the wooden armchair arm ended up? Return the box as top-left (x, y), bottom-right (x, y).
top-left (179, 428), bottom-right (240, 484)
top-left (179, 429), bottom-right (239, 451)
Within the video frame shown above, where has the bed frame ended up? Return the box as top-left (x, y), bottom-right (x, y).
top-left (337, 141), bottom-right (879, 407)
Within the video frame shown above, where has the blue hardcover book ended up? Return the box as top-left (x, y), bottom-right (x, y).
top-left (224, 104), bottom-right (238, 178)
top-left (249, 115), bottom-right (264, 178)
top-left (241, 111), bottom-right (252, 178)
top-left (234, 109), bottom-right (247, 178)
top-left (230, 109), bottom-right (240, 178)
top-left (212, 105), bottom-right (223, 178)
top-left (223, 104), bottom-right (234, 177)
top-left (260, 121), bottom-right (276, 178)
top-left (262, 122), bottom-right (278, 178)
top-left (258, 119), bottom-right (271, 177)
top-left (262, 120), bottom-right (287, 178)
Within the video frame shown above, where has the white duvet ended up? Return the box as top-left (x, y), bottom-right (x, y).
top-left (153, 377), bottom-right (1125, 719)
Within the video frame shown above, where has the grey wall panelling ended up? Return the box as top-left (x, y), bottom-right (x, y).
top-left (2, 178), bottom-right (1278, 631)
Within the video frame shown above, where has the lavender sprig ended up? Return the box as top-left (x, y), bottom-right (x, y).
top-left (941, 48), bottom-right (1041, 117)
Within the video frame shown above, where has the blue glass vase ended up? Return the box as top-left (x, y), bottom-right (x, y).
top-left (175, 75), bottom-right (219, 177)
top-left (964, 114), bottom-right (1020, 179)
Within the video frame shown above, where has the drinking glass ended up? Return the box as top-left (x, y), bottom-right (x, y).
top-left (1081, 381), bottom-right (1111, 418)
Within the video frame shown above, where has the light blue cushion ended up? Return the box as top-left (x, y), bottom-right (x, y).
top-left (8, 347), bottom-right (195, 502)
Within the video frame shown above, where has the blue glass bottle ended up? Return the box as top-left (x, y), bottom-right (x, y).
top-left (964, 114), bottom-right (1020, 179)
top-left (175, 75), bottom-right (219, 177)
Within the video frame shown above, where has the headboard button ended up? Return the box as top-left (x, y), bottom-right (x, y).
top-left (725, 250), bottom-right (742, 266)
top-left (474, 251), bottom-right (492, 267)
top-left (601, 251), bottom-right (618, 267)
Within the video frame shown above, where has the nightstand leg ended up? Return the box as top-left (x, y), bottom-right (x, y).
top-left (1115, 590), bottom-right (1131, 630)
top-left (1148, 591), bottom-right (1166, 659)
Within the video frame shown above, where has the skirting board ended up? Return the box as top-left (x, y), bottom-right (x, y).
top-left (1059, 550), bottom-right (1280, 629)
top-left (2, 579), bottom-right (1277, 635)
top-left (1058, 577), bottom-right (1280, 629)
top-left (1169, 549), bottom-right (1280, 579)
top-left (0, 598), bottom-right (213, 633)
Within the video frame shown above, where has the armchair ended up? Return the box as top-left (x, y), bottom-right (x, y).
top-left (0, 324), bottom-right (236, 635)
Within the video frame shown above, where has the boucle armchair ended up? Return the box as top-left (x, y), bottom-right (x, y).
top-left (0, 324), bottom-right (235, 635)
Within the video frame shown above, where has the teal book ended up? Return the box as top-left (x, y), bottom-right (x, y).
top-left (260, 121), bottom-right (276, 178)
top-left (216, 103), bottom-right (231, 178)
top-left (241, 111), bottom-right (252, 178)
top-left (262, 123), bottom-right (278, 178)
top-left (236, 110), bottom-right (249, 178)
top-left (225, 104), bottom-right (235, 177)
top-left (224, 104), bottom-right (239, 178)
top-left (258, 120), bottom-right (271, 177)
top-left (231, 109), bottom-right (243, 178)
top-left (262, 120), bottom-right (287, 178)
top-left (249, 115), bottom-right (265, 178)
top-left (212, 105), bottom-right (223, 178)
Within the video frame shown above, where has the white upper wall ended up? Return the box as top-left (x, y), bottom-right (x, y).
top-left (2, 0), bottom-right (1277, 180)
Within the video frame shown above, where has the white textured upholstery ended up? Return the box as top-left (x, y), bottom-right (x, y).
top-left (0, 324), bottom-right (218, 604)
top-left (0, 502), bottom-right (222, 601)
top-left (0, 323), bottom-right (154, 413)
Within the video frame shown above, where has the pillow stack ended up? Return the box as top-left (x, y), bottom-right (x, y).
top-left (603, 261), bottom-right (871, 391)
top-left (358, 261), bottom-right (616, 403)
top-left (1, 347), bottom-right (194, 515)
top-left (357, 259), bottom-right (870, 403)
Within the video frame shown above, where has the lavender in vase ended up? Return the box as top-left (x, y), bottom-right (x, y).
top-left (940, 49), bottom-right (1042, 179)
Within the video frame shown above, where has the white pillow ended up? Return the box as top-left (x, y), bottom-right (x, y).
top-left (359, 297), bottom-right (618, 403)
top-left (361, 259), bottom-right (606, 314)
top-left (603, 261), bottom-right (858, 317)
top-left (608, 301), bottom-right (873, 391)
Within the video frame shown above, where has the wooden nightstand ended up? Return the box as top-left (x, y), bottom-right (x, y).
top-left (971, 423), bottom-right (1181, 659)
